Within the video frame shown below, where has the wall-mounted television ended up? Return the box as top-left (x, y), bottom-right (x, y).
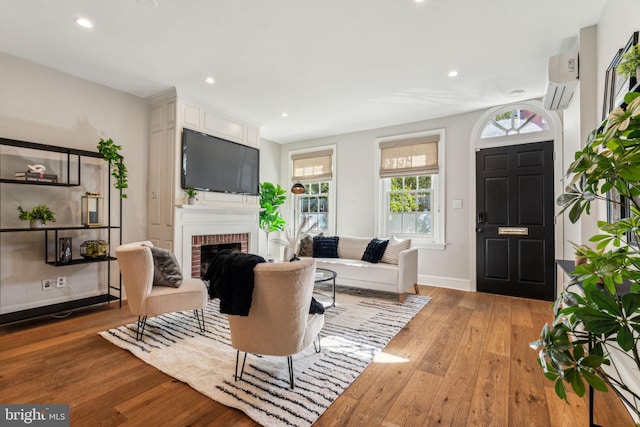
top-left (181, 128), bottom-right (260, 195)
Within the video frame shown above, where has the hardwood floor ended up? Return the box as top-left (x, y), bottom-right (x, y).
top-left (0, 286), bottom-right (634, 426)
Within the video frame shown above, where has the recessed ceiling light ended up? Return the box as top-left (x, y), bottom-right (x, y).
top-left (448, 70), bottom-right (458, 77)
top-left (75, 17), bottom-right (93, 29)
top-left (508, 89), bottom-right (526, 96)
top-left (281, 112), bottom-right (288, 118)
top-left (205, 77), bottom-right (215, 84)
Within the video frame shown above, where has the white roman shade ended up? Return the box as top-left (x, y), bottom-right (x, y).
top-left (292, 149), bottom-right (333, 183)
top-left (379, 135), bottom-right (439, 178)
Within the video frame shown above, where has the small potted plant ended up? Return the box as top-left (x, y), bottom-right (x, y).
top-left (17, 205), bottom-right (56, 228)
top-left (184, 188), bottom-right (198, 205)
top-left (616, 43), bottom-right (640, 78)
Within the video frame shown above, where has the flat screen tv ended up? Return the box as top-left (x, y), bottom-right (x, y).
top-left (181, 128), bottom-right (260, 195)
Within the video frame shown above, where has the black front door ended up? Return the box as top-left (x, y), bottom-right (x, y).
top-left (476, 141), bottom-right (555, 301)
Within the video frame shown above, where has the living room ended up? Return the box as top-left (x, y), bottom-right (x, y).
top-left (1, 0), bottom-right (639, 426)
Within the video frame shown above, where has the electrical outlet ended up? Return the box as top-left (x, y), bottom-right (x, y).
top-left (42, 279), bottom-right (53, 291)
top-left (56, 276), bottom-right (66, 288)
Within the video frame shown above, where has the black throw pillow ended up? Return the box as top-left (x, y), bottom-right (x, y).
top-left (361, 238), bottom-right (389, 264)
top-left (313, 236), bottom-right (339, 258)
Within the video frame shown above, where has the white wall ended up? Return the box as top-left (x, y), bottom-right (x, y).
top-left (0, 52), bottom-right (148, 314)
top-left (258, 138), bottom-right (283, 258)
top-left (281, 109), bottom-right (484, 289)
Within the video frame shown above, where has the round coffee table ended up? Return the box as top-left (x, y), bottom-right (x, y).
top-left (314, 268), bottom-right (336, 308)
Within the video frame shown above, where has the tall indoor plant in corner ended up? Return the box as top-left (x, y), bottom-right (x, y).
top-left (531, 92), bottom-right (640, 422)
top-left (259, 182), bottom-right (287, 260)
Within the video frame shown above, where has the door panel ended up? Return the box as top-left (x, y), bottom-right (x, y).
top-left (476, 141), bottom-right (555, 300)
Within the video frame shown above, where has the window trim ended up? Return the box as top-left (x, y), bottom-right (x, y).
top-left (375, 129), bottom-right (445, 246)
top-left (288, 145), bottom-right (337, 235)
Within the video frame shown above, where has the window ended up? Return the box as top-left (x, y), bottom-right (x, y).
top-left (298, 182), bottom-right (330, 232)
top-left (377, 130), bottom-right (444, 245)
top-left (480, 108), bottom-right (549, 139)
top-left (386, 175), bottom-right (434, 235)
top-left (290, 146), bottom-right (336, 234)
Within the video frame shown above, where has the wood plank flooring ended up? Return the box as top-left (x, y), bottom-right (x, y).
top-left (0, 286), bottom-right (634, 426)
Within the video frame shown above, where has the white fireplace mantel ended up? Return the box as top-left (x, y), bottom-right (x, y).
top-left (174, 204), bottom-right (260, 271)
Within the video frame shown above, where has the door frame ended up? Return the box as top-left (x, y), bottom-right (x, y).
top-left (468, 100), bottom-right (564, 297)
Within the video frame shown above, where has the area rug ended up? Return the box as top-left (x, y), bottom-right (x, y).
top-left (99, 289), bottom-right (431, 427)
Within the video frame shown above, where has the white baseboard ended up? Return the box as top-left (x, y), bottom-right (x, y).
top-left (418, 274), bottom-right (471, 292)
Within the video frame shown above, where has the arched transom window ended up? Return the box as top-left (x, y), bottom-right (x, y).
top-left (480, 108), bottom-right (549, 139)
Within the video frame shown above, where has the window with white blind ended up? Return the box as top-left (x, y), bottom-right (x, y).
top-left (290, 146), bottom-right (336, 234)
top-left (377, 130), bottom-right (445, 245)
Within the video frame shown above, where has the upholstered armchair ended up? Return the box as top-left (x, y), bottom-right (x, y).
top-left (115, 241), bottom-right (208, 340)
top-left (227, 258), bottom-right (324, 389)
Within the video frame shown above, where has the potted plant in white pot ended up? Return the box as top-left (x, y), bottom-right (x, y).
top-left (184, 187), bottom-right (198, 205)
top-left (17, 204), bottom-right (56, 228)
top-left (530, 91), bottom-right (640, 422)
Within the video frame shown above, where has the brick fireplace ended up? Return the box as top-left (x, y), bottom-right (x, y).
top-left (173, 205), bottom-right (260, 276)
top-left (191, 233), bottom-right (249, 278)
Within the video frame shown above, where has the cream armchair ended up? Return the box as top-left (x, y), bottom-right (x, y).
top-left (227, 258), bottom-right (324, 389)
top-left (115, 241), bottom-right (208, 340)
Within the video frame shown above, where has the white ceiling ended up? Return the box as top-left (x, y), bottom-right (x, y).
top-left (0, 0), bottom-right (607, 143)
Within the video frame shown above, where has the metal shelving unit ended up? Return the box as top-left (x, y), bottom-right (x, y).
top-left (0, 137), bottom-right (122, 324)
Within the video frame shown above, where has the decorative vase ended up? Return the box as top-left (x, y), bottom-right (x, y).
top-left (29, 219), bottom-right (44, 228)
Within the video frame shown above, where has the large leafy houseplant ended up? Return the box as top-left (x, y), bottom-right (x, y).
top-left (258, 182), bottom-right (287, 259)
top-left (530, 92), bottom-right (640, 422)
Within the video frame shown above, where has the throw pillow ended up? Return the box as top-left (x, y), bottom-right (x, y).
top-left (313, 235), bottom-right (339, 258)
top-left (298, 235), bottom-right (314, 257)
top-left (361, 238), bottom-right (389, 263)
top-left (148, 246), bottom-right (183, 287)
top-left (380, 237), bottom-right (411, 265)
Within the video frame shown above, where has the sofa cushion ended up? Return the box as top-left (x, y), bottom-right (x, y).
top-left (361, 238), bottom-right (389, 263)
top-left (148, 246), bottom-right (183, 287)
top-left (381, 236), bottom-right (411, 265)
top-left (313, 235), bottom-right (339, 258)
top-left (313, 257), bottom-right (399, 286)
top-left (298, 235), bottom-right (314, 257)
top-left (337, 236), bottom-right (371, 259)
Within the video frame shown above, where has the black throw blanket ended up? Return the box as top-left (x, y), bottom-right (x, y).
top-left (203, 250), bottom-right (265, 316)
top-left (203, 250), bottom-right (325, 316)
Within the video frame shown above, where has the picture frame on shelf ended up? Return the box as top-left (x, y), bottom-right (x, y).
top-left (602, 31), bottom-right (639, 120)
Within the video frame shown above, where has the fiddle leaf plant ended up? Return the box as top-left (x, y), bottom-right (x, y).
top-left (259, 182), bottom-right (287, 258)
top-left (97, 138), bottom-right (128, 199)
top-left (530, 91), bottom-right (640, 422)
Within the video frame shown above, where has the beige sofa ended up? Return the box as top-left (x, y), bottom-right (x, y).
top-left (309, 236), bottom-right (418, 302)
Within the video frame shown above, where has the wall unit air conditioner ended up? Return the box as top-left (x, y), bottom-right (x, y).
top-left (543, 52), bottom-right (579, 110)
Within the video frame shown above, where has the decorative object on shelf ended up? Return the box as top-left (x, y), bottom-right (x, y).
top-left (530, 91), bottom-right (640, 420)
top-left (80, 240), bottom-right (109, 259)
top-left (184, 187), bottom-right (198, 205)
top-left (17, 204), bottom-right (56, 228)
top-left (58, 237), bottom-right (72, 264)
top-left (603, 31), bottom-right (639, 119)
top-left (259, 182), bottom-right (287, 261)
top-left (81, 192), bottom-right (104, 227)
top-left (14, 165), bottom-right (58, 183)
top-left (97, 137), bottom-right (128, 199)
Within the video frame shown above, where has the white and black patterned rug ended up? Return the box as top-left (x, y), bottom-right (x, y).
top-left (99, 289), bottom-right (431, 427)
